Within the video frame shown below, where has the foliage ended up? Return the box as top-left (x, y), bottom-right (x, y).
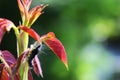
top-left (0, 0), bottom-right (68, 80)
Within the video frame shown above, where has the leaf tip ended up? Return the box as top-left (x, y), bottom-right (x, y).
top-left (62, 57), bottom-right (68, 70)
top-left (64, 62), bottom-right (69, 71)
top-left (46, 32), bottom-right (55, 38)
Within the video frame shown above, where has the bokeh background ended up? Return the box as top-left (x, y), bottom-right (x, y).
top-left (0, 0), bottom-right (120, 80)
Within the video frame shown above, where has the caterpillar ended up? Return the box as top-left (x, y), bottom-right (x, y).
top-left (28, 42), bottom-right (42, 68)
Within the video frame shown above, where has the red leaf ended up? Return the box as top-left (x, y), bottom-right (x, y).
top-left (17, 0), bottom-right (32, 12)
top-left (0, 69), bottom-right (9, 80)
top-left (28, 70), bottom-right (33, 80)
top-left (0, 28), bottom-right (5, 43)
top-left (32, 55), bottom-right (43, 77)
top-left (13, 73), bottom-right (20, 80)
top-left (12, 49), bottom-right (33, 80)
top-left (28, 5), bottom-right (47, 26)
top-left (41, 32), bottom-right (68, 69)
top-left (13, 49), bottom-right (30, 74)
top-left (0, 18), bottom-right (14, 31)
top-left (0, 64), bottom-right (9, 80)
top-left (0, 18), bottom-right (14, 43)
top-left (1, 50), bottom-right (16, 65)
top-left (0, 51), bottom-right (21, 80)
top-left (19, 26), bottom-right (40, 42)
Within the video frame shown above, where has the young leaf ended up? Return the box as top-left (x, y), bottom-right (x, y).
top-left (17, 0), bottom-right (32, 22)
top-left (32, 55), bottom-right (43, 77)
top-left (28, 70), bottom-right (33, 80)
top-left (28, 5), bottom-right (47, 26)
top-left (14, 49), bottom-right (30, 74)
top-left (1, 50), bottom-right (16, 65)
top-left (14, 49), bottom-right (33, 80)
top-left (0, 51), bottom-right (21, 80)
top-left (0, 18), bottom-right (15, 43)
top-left (0, 64), bottom-right (9, 80)
top-left (1, 69), bottom-right (9, 80)
top-left (19, 26), bottom-right (40, 41)
top-left (0, 28), bottom-right (5, 44)
top-left (41, 32), bottom-right (68, 70)
top-left (13, 73), bottom-right (20, 80)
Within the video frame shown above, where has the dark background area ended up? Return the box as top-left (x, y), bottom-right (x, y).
top-left (0, 0), bottom-right (120, 80)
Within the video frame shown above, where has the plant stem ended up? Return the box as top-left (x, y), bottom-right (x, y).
top-left (23, 62), bottom-right (29, 80)
top-left (21, 32), bottom-right (29, 51)
top-left (12, 26), bottom-right (22, 57)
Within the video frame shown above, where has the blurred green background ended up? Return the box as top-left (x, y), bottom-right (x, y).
top-left (0, 0), bottom-right (120, 80)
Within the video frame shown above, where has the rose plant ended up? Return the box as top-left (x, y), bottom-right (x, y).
top-left (0, 0), bottom-right (68, 80)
